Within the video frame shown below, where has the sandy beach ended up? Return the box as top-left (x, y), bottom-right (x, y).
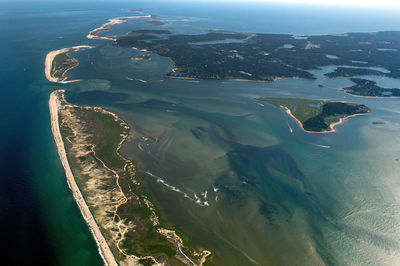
top-left (45, 45), bottom-right (93, 83)
top-left (87, 15), bottom-right (151, 40)
top-left (281, 105), bottom-right (370, 134)
top-left (49, 90), bottom-right (117, 266)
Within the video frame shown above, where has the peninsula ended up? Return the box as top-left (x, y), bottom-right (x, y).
top-left (50, 90), bottom-right (211, 265)
top-left (87, 15), bottom-right (151, 40)
top-left (261, 97), bottom-right (371, 133)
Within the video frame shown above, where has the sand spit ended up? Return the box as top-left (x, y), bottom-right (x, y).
top-left (49, 90), bottom-right (118, 266)
top-left (87, 15), bottom-right (151, 40)
top-left (50, 90), bottom-right (211, 265)
top-left (45, 45), bottom-right (93, 83)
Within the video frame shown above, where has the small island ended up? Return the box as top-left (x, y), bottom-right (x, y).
top-left (342, 78), bottom-right (400, 97)
top-left (325, 67), bottom-right (386, 78)
top-left (50, 90), bottom-right (211, 266)
top-left (261, 97), bottom-right (371, 133)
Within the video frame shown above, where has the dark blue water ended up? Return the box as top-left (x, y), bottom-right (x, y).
top-left (2, 1), bottom-right (400, 265)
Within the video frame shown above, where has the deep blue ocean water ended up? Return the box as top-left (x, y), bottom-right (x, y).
top-left (1, 1), bottom-right (400, 265)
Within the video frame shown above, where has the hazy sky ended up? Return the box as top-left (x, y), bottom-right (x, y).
top-left (196, 0), bottom-right (400, 7)
top-left (1, 0), bottom-right (400, 7)
top-left (268, 0), bottom-right (399, 6)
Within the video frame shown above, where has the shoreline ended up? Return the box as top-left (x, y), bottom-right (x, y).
top-left (166, 74), bottom-right (306, 83)
top-left (87, 15), bottom-right (151, 40)
top-left (280, 105), bottom-right (371, 134)
top-left (45, 45), bottom-right (93, 83)
top-left (49, 90), bottom-right (118, 266)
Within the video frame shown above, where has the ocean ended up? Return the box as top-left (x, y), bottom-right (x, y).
top-left (1, 1), bottom-right (400, 265)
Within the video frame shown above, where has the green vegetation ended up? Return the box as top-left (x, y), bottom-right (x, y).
top-left (343, 78), bottom-right (400, 97)
top-left (51, 51), bottom-right (78, 81)
top-left (88, 110), bottom-right (126, 168)
top-left (262, 98), bottom-right (325, 123)
top-left (261, 97), bottom-right (370, 132)
top-left (325, 67), bottom-right (386, 78)
top-left (114, 29), bottom-right (400, 81)
top-left (116, 32), bottom-right (313, 80)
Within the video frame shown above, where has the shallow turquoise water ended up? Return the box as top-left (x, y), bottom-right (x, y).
top-left (2, 1), bottom-right (400, 265)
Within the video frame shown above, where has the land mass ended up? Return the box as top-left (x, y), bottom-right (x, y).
top-left (50, 90), bottom-right (211, 266)
top-left (83, 14), bottom-right (400, 97)
top-left (113, 30), bottom-right (400, 83)
top-left (342, 78), bottom-right (400, 97)
top-left (87, 15), bottom-right (151, 40)
top-left (261, 97), bottom-right (371, 133)
top-left (45, 45), bottom-right (93, 83)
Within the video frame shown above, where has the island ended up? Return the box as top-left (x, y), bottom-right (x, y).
top-left (325, 67), bottom-right (387, 78)
top-left (342, 78), bottom-right (400, 97)
top-left (49, 90), bottom-right (211, 266)
top-left (45, 45), bottom-right (93, 83)
top-left (261, 97), bottom-right (371, 133)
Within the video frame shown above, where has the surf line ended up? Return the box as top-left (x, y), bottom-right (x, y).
top-left (310, 143), bottom-right (331, 149)
top-left (144, 171), bottom-right (210, 207)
